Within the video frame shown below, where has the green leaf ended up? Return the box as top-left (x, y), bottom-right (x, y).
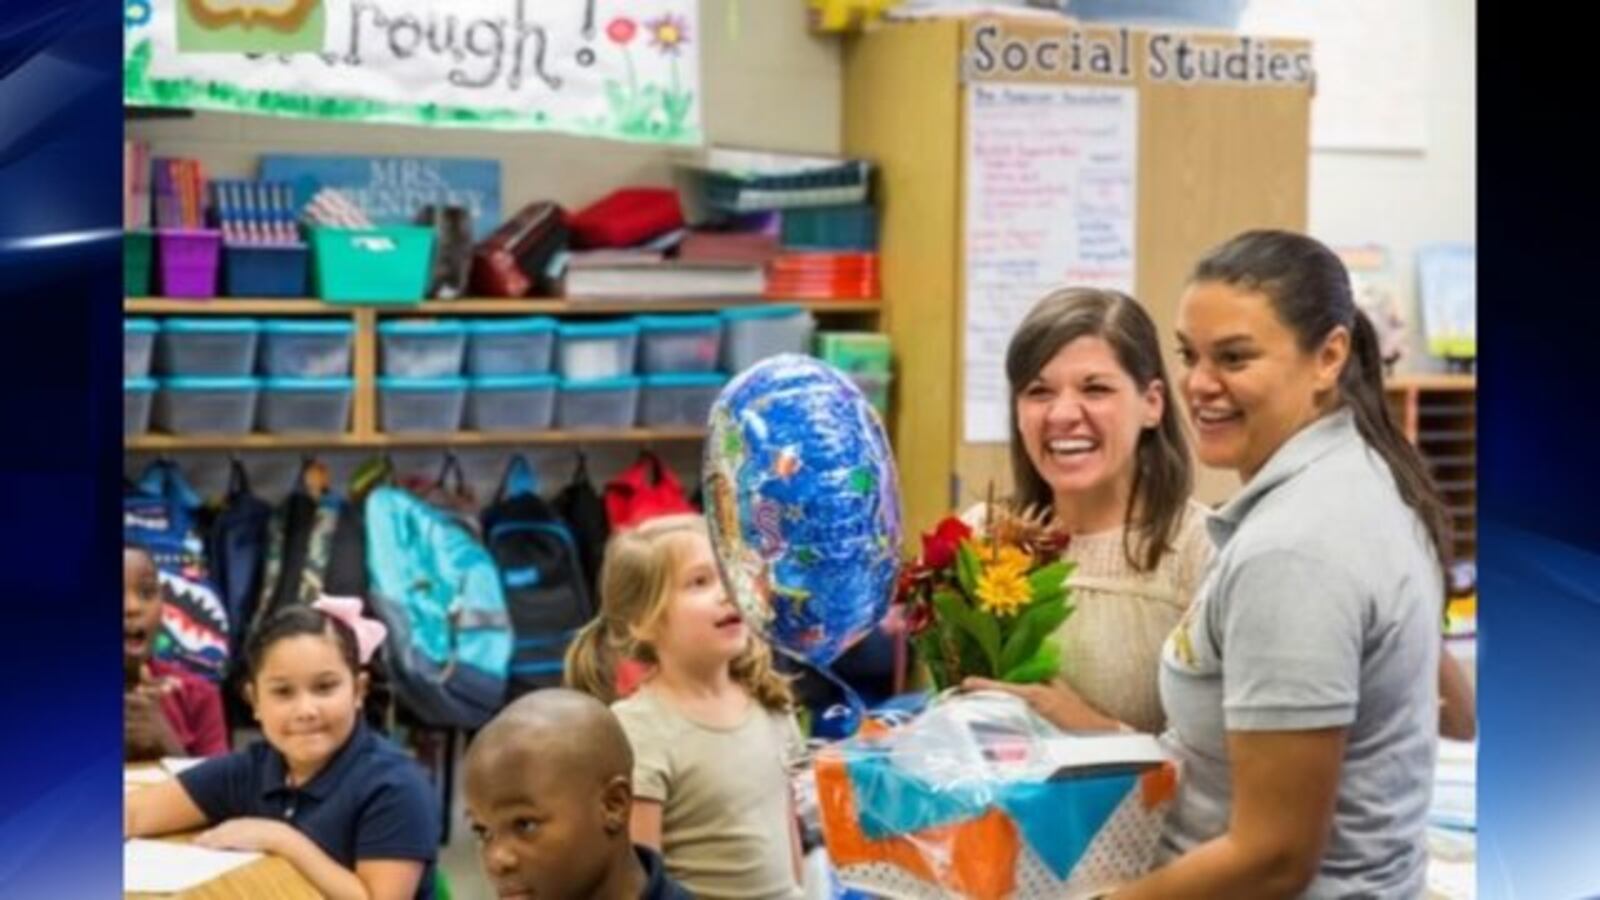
top-left (999, 597), bottom-right (1072, 674)
top-left (1029, 560), bottom-right (1073, 593)
top-left (912, 632), bottom-right (950, 690)
top-left (955, 541), bottom-right (981, 595)
top-left (934, 589), bottom-right (1001, 676)
top-left (1002, 641), bottom-right (1062, 684)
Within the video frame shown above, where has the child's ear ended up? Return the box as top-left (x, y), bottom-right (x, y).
top-left (242, 682), bottom-right (259, 721)
top-left (355, 671), bottom-right (369, 706)
top-left (601, 774), bottom-right (633, 835)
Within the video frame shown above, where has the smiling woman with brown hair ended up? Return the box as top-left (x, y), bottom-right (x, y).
top-left (963, 287), bottom-right (1213, 735)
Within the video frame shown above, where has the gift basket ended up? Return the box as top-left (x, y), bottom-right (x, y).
top-left (815, 691), bottom-right (1177, 899)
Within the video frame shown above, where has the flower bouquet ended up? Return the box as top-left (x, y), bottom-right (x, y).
top-left (895, 504), bottom-right (1075, 690)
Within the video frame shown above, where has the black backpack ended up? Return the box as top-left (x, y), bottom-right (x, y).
top-left (481, 456), bottom-right (596, 698)
top-left (552, 452), bottom-right (609, 601)
top-left (205, 460), bottom-right (273, 652)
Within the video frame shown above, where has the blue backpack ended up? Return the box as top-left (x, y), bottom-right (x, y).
top-left (364, 486), bottom-right (512, 729)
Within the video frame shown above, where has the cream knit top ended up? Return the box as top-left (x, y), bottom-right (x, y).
top-left (963, 499), bottom-right (1214, 733)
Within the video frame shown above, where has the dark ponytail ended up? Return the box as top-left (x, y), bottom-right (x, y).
top-left (1192, 230), bottom-right (1451, 582)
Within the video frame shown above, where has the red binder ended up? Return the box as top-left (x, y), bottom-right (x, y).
top-left (569, 188), bottom-right (684, 249)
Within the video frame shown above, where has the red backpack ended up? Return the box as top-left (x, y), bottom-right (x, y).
top-left (604, 452), bottom-right (696, 531)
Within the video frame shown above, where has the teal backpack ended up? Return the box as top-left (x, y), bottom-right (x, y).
top-left (364, 485), bottom-right (511, 729)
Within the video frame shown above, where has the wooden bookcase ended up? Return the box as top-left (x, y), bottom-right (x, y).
top-left (1386, 373), bottom-right (1477, 563)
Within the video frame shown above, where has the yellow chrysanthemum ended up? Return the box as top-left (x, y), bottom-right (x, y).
top-left (975, 565), bottom-right (1031, 618)
top-left (984, 544), bottom-right (1033, 576)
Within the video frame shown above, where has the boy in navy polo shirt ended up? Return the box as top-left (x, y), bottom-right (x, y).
top-left (126, 603), bottom-right (440, 899)
top-left (465, 689), bottom-right (694, 900)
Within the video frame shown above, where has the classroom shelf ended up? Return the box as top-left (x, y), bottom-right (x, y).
top-left (125, 297), bottom-right (883, 316)
top-left (125, 294), bottom-right (890, 453)
top-left (125, 429), bottom-right (709, 452)
top-left (1385, 374), bottom-right (1477, 564)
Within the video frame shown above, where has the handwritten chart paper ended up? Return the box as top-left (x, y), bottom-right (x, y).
top-left (124, 840), bottom-right (262, 893)
top-left (963, 83), bottom-right (1137, 443)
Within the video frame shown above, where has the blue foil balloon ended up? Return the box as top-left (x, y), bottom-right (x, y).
top-left (704, 355), bottom-right (902, 667)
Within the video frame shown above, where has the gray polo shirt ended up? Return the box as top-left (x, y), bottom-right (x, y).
top-left (1157, 408), bottom-right (1440, 898)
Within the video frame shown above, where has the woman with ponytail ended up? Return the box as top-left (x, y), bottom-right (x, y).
top-left (1016, 231), bottom-right (1464, 898)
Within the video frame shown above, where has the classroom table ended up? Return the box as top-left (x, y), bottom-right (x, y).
top-left (124, 767), bottom-right (320, 900)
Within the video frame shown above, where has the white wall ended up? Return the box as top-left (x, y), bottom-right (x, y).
top-left (1304, 0), bottom-right (1476, 374)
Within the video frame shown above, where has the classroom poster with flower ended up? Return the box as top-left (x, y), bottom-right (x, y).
top-left (124, 0), bottom-right (703, 145)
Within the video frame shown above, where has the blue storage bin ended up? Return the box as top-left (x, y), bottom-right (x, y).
top-left (637, 315), bottom-right (724, 374)
top-left (557, 377), bottom-right (641, 430)
top-left (557, 321), bottom-right (640, 380)
top-left (258, 377), bottom-right (354, 434)
top-left (259, 319), bottom-right (354, 377)
top-left (466, 317), bottom-right (559, 376)
top-left (156, 318), bottom-right (260, 376)
top-left (125, 318), bottom-right (158, 378)
top-left (224, 243), bottom-right (310, 297)
top-left (124, 377), bottom-right (156, 436)
top-left (720, 305), bottom-right (815, 374)
top-left (640, 373), bottom-right (727, 427)
top-left (467, 374), bottom-right (559, 432)
top-left (378, 375), bottom-right (468, 433)
top-left (378, 319), bottom-right (468, 377)
top-left (154, 376), bottom-right (260, 435)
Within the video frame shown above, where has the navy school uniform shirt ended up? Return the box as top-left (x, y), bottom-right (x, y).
top-left (178, 721), bottom-right (440, 899)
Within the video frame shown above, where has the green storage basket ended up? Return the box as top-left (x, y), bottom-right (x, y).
top-left (124, 231), bottom-right (154, 296)
top-left (311, 226), bottom-right (436, 304)
top-left (816, 331), bottom-right (892, 374)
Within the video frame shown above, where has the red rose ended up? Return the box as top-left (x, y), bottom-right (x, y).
top-left (920, 517), bottom-right (973, 570)
top-left (606, 17), bottom-right (637, 45)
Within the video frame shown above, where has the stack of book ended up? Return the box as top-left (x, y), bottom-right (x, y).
top-left (124, 140), bottom-right (151, 230)
top-left (678, 149), bottom-right (882, 302)
top-left (152, 157), bottom-right (210, 230)
top-left (563, 247), bottom-right (766, 301)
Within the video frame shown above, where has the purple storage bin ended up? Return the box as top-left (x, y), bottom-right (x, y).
top-left (158, 228), bottom-right (223, 298)
top-left (225, 243), bottom-right (310, 297)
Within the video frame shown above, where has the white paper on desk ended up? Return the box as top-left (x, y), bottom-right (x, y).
top-left (1427, 856), bottom-right (1476, 900)
top-left (124, 839), bottom-right (262, 893)
top-left (1431, 739), bottom-right (1477, 831)
top-left (124, 767), bottom-right (170, 786)
top-left (161, 756), bottom-right (205, 776)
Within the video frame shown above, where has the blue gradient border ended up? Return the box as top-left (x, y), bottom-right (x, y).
top-left (1478, 9), bottom-right (1600, 898)
top-left (0, 1), bottom-right (123, 896)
